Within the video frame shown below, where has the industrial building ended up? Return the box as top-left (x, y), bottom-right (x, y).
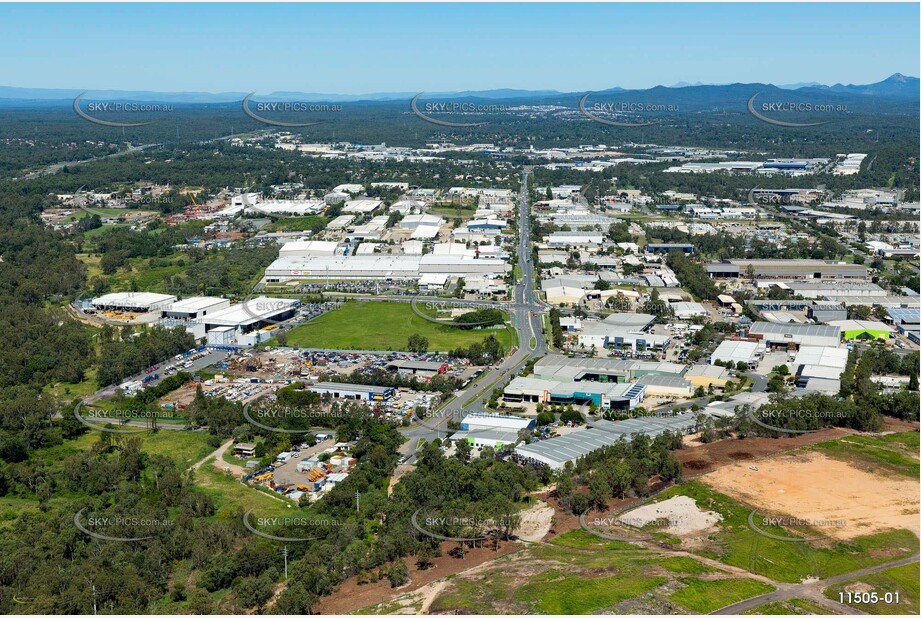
top-left (161, 296), bottom-right (230, 320)
top-left (827, 320), bottom-right (893, 341)
top-left (710, 340), bottom-right (763, 367)
top-left (263, 253), bottom-right (509, 283)
top-left (575, 312), bottom-right (668, 352)
top-left (684, 365), bottom-right (732, 389)
top-left (202, 297), bottom-right (299, 333)
top-left (647, 243), bottom-right (694, 254)
top-left (546, 231), bottom-right (604, 246)
top-left (279, 240), bottom-right (340, 258)
top-left (504, 376), bottom-right (646, 410)
top-left (748, 322), bottom-right (841, 350)
top-left (90, 292), bottom-right (177, 313)
top-left (885, 308), bottom-right (921, 342)
top-left (792, 346), bottom-right (849, 391)
top-left (807, 302), bottom-right (848, 323)
top-left (705, 259), bottom-right (867, 280)
top-left (308, 382), bottom-right (396, 401)
top-left (451, 428), bottom-right (521, 450)
top-left (385, 360), bottom-right (449, 377)
top-left (672, 301), bottom-right (709, 319)
top-left (635, 374), bottom-right (692, 397)
top-left (514, 413), bottom-right (700, 470)
top-left (460, 413), bottom-right (535, 432)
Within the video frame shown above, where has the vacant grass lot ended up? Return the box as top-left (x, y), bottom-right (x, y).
top-left (284, 301), bottom-right (515, 352)
top-left (743, 598), bottom-right (837, 614)
top-left (264, 216), bottom-right (327, 232)
top-left (30, 430), bottom-right (214, 471)
top-left (652, 480), bottom-right (919, 583)
top-left (825, 562), bottom-right (920, 615)
top-left (814, 432), bottom-right (920, 478)
top-left (514, 568), bottom-right (667, 614)
top-left (669, 578), bottom-right (775, 613)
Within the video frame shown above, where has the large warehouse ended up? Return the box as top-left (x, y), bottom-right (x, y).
top-left (515, 413), bottom-right (700, 469)
top-left (827, 320), bottom-right (893, 341)
top-left (710, 340), bottom-right (763, 367)
top-left (705, 259), bottom-right (868, 280)
top-left (748, 322), bottom-right (841, 349)
top-left (90, 292), bottom-right (177, 313)
top-left (161, 296), bottom-right (230, 320)
top-left (503, 376), bottom-right (647, 410)
top-left (308, 382), bottom-right (395, 401)
top-left (201, 297), bottom-right (299, 333)
top-left (263, 253), bottom-right (509, 282)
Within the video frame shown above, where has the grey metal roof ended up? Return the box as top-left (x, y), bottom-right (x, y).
top-left (887, 308), bottom-right (921, 324)
top-left (515, 413), bottom-right (700, 467)
top-left (749, 322), bottom-right (839, 338)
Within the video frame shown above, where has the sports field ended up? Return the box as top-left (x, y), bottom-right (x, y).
top-left (284, 301), bottom-right (516, 352)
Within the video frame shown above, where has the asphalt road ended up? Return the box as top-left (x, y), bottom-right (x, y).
top-left (711, 553), bottom-right (920, 615)
top-left (400, 167), bottom-right (548, 462)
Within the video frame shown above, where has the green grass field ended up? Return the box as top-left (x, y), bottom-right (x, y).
top-left (669, 578), bottom-right (775, 613)
top-left (513, 568), bottom-right (667, 614)
top-left (30, 430), bottom-right (214, 471)
top-left (650, 480), bottom-right (919, 583)
top-left (264, 216), bottom-right (327, 232)
top-left (283, 301), bottom-right (516, 352)
top-left (825, 562), bottom-right (920, 615)
top-left (194, 462), bottom-right (294, 520)
top-left (814, 432), bottom-right (920, 478)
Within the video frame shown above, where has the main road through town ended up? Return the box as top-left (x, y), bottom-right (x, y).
top-left (399, 167), bottom-right (547, 462)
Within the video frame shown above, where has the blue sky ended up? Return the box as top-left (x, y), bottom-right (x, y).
top-left (0, 3), bottom-right (917, 93)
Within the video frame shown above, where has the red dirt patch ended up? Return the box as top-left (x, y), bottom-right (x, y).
top-left (312, 540), bottom-right (521, 615)
top-left (677, 427), bottom-right (856, 478)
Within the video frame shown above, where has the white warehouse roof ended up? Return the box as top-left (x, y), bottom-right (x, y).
top-left (711, 340), bottom-right (761, 365)
top-left (91, 292), bottom-right (177, 311)
top-left (202, 297), bottom-right (299, 328)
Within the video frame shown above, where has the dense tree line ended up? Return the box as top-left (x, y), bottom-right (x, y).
top-left (96, 324), bottom-right (195, 387)
top-left (555, 432), bottom-right (684, 513)
top-left (450, 333), bottom-right (506, 365)
top-left (666, 250), bottom-right (720, 300)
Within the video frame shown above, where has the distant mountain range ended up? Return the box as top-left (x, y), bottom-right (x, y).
top-left (0, 74), bottom-right (916, 104)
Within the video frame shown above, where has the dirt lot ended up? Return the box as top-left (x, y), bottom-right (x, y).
top-left (676, 427), bottom-right (856, 478)
top-left (702, 451), bottom-right (920, 541)
top-left (312, 540), bottom-right (521, 614)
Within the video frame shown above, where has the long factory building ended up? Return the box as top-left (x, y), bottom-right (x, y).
top-left (705, 259), bottom-right (868, 280)
top-left (264, 253), bottom-right (509, 282)
top-left (515, 414), bottom-right (700, 470)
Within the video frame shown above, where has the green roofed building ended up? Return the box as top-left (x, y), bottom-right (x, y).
top-left (827, 319), bottom-right (893, 341)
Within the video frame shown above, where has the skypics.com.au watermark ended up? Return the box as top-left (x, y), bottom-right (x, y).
top-left (579, 93), bottom-right (678, 127)
top-left (242, 93), bottom-right (342, 127)
top-left (74, 508), bottom-right (174, 542)
top-left (410, 93), bottom-right (509, 127)
top-left (747, 92), bottom-right (846, 128)
top-left (746, 407), bottom-right (851, 434)
top-left (73, 93), bottom-right (173, 128)
top-left (243, 509), bottom-right (341, 542)
top-left (73, 400), bottom-right (156, 434)
top-left (410, 295), bottom-right (501, 328)
top-left (242, 403), bottom-right (353, 434)
top-left (411, 509), bottom-right (517, 542)
top-left (579, 512), bottom-right (677, 541)
top-left (747, 510), bottom-right (846, 542)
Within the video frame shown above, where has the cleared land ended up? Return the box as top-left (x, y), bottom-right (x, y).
top-left (668, 578), bottom-right (775, 613)
top-left (647, 480), bottom-right (918, 583)
top-left (284, 301), bottom-right (515, 352)
top-left (702, 436), bottom-right (920, 541)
